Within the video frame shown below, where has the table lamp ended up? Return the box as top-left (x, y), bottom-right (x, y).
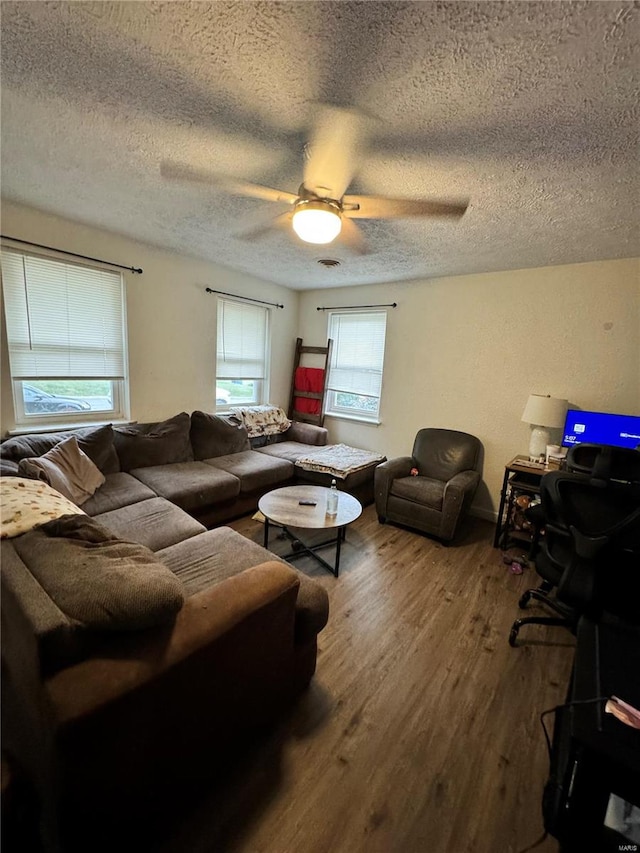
top-left (521, 394), bottom-right (568, 461)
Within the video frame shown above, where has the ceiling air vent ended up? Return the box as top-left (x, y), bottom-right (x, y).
top-left (317, 258), bottom-right (341, 267)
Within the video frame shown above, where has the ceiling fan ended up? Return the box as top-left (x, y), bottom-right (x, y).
top-left (160, 106), bottom-right (469, 253)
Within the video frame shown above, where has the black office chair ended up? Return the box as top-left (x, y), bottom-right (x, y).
top-left (516, 444), bottom-right (640, 560)
top-left (509, 451), bottom-right (640, 646)
top-left (550, 471), bottom-right (640, 624)
top-left (566, 442), bottom-right (640, 483)
top-left (509, 479), bottom-right (577, 646)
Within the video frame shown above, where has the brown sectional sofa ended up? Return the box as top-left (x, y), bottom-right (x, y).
top-left (0, 412), bottom-right (331, 852)
top-left (1, 411), bottom-right (330, 518)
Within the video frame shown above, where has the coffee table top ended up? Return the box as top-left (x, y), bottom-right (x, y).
top-left (258, 485), bottom-right (362, 530)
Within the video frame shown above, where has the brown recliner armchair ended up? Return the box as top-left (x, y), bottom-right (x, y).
top-left (375, 428), bottom-right (482, 542)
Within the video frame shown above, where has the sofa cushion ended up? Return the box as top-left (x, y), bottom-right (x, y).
top-left (256, 441), bottom-right (327, 464)
top-left (190, 410), bottom-right (250, 460)
top-left (92, 497), bottom-right (205, 551)
top-left (130, 462), bottom-right (240, 512)
top-left (157, 527), bottom-right (329, 643)
top-left (204, 450), bottom-right (293, 494)
top-left (114, 413), bottom-right (193, 472)
top-left (18, 436), bottom-right (105, 505)
top-left (0, 424), bottom-right (120, 475)
top-left (390, 476), bottom-right (445, 510)
top-left (11, 515), bottom-right (184, 632)
top-left (1, 477), bottom-right (85, 539)
top-left (81, 472), bottom-right (158, 516)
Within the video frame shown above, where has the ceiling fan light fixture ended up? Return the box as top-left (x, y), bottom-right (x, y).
top-left (292, 199), bottom-right (342, 244)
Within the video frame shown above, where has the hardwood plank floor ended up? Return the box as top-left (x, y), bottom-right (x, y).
top-left (161, 507), bottom-right (575, 853)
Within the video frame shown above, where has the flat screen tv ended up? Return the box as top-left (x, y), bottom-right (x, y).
top-left (562, 409), bottom-right (640, 450)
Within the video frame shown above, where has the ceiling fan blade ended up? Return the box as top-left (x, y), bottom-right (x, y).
top-left (343, 194), bottom-right (469, 219)
top-left (160, 161), bottom-right (298, 205)
top-left (303, 106), bottom-right (363, 200)
top-left (338, 218), bottom-right (369, 255)
top-left (235, 211), bottom-right (293, 240)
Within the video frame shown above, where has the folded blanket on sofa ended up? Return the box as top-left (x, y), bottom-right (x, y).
top-left (1, 477), bottom-right (85, 539)
top-left (230, 405), bottom-right (291, 438)
top-left (294, 444), bottom-right (385, 479)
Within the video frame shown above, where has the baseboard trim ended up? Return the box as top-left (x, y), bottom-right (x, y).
top-left (470, 505), bottom-right (498, 524)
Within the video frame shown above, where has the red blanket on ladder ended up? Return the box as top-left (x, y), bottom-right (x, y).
top-left (294, 367), bottom-right (325, 414)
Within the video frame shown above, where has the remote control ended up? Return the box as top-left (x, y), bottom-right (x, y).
top-left (299, 500), bottom-right (317, 506)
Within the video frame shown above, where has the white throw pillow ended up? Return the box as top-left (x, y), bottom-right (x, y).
top-left (18, 435), bottom-right (105, 505)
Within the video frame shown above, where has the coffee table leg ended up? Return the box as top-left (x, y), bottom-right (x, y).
top-left (334, 527), bottom-right (344, 578)
top-left (263, 517), bottom-right (270, 549)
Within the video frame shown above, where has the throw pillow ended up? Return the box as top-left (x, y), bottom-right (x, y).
top-left (12, 514), bottom-right (185, 631)
top-left (18, 436), bottom-right (105, 505)
top-left (114, 412), bottom-right (193, 472)
top-left (75, 423), bottom-right (120, 474)
top-left (0, 477), bottom-right (85, 539)
top-left (190, 410), bottom-right (250, 459)
top-left (0, 459), bottom-right (20, 477)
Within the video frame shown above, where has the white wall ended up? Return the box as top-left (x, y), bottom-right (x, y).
top-left (1, 201), bottom-right (299, 431)
top-left (298, 258), bottom-right (640, 518)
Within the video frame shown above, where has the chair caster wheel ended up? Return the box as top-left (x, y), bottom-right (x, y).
top-left (378, 515), bottom-right (387, 524)
top-left (518, 591), bottom-right (532, 609)
top-left (509, 627), bottom-right (519, 647)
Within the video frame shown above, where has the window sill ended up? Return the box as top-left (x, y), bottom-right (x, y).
top-left (7, 419), bottom-right (133, 436)
top-left (325, 412), bottom-right (381, 426)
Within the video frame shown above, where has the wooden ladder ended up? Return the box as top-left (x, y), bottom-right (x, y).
top-left (287, 337), bottom-right (332, 427)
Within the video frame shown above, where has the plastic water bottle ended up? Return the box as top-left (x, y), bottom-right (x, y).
top-left (326, 479), bottom-right (339, 516)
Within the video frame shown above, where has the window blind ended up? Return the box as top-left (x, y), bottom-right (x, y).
top-left (1, 249), bottom-right (126, 379)
top-left (327, 311), bottom-right (387, 398)
top-left (216, 299), bottom-right (267, 379)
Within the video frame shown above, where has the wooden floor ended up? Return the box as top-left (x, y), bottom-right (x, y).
top-left (160, 507), bottom-right (575, 853)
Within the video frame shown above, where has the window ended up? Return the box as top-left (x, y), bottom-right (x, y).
top-left (326, 310), bottom-right (387, 421)
top-left (216, 298), bottom-right (269, 408)
top-left (1, 249), bottom-right (129, 427)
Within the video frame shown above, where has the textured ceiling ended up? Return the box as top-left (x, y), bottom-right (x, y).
top-left (1, 1), bottom-right (638, 290)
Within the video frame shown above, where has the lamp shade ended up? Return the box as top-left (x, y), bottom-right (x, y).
top-left (521, 394), bottom-right (568, 428)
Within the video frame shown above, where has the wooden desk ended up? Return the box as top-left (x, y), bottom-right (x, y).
top-left (493, 456), bottom-right (550, 550)
top-left (544, 617), bottom-right (640, 850)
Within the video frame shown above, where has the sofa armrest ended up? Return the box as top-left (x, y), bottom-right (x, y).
top-left (444, 469), bottom-right (480, 500)
top-left (285, 421), bottom-right (328, 446)
top-left (46, 561), bottom-right (301, 725)
top-left (440, 470), bottom-right (481, 539)
top-left (374, 456), bottom-right (413, 514)
top-left (34, 560), bottom-right (306, 841)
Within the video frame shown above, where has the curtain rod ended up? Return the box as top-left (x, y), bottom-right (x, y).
top-left (205, 287), bottom-right (284, 309)
top-left (316, 302), bottom-right (397, 311)
top-left (1, 235), bottom-right (143, 274)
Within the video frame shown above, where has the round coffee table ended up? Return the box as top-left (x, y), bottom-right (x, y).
top-left (258, 484), bottom-right (362, 577)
